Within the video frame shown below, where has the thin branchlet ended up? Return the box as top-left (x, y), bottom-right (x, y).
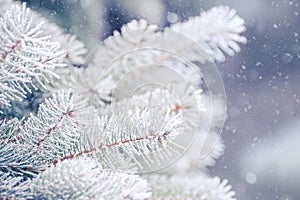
top-left (36, 109), bottom-right (74, 147)
top-left (52, 129), bottom-right (174, 165)
top-left (0, 38), bottom-right (22, 62)
top-left (0, 3), bottom-right (65, 107)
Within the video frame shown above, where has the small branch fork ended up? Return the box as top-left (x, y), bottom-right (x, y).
top-left (36, 110), bottom-right (74, 147)
top-left (0, 35), bottom-right (61, 73)
top-left (1, 109), bottom-right (74, 174)
top-left (0, 38), bottom-right (23, 63)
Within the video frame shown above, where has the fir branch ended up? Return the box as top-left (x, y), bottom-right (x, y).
top-left (0, 3), bottom-right (65, 106)
top-left (0, 3), bottom-right (247, 199)
top-left (166, 95), bottom-right (227, 173)
top-left (27, 8), bottom-right (88, 68)
top-left (0, 90), bottom-right (88, 176)
top-left (148, 174), bottom-right (236, 200)
top-left (0, 118), bottom-right (22, 143)
top-left (90, 5), bottom-right (246, 70)
top-left (168, 131), bottom-right (225, 174)
top-left (84, 6), bottom-right (246, 107)
top-left (55, 34), bottom-right (88, 66)
top-left (58, 107), bottom-right (185, 171)
top-left (167, 5), bottom-right (247, 63)
top-left (21, 89), bottom-right (87, 161)
top-left (104, 85), bottom-right (205, 133)
top-left (31, 16), bottom-right (88, 93)
top-left (0, 171), bottom-right (33, 200)
top-left (34, 14), bottom-right (88, 67)
top-left (74, 19), bottom-right (160, 107)
top-left (31, 158), bottom-right (151, 200)
top-left (0, 118), bottom-right (39, 176)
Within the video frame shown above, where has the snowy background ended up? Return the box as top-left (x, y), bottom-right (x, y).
top-left (20, 0), bottom-right (300, 199)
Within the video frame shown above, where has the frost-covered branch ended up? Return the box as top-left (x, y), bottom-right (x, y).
top-left (21, 90), bottom-right (86, 158)
top-left (1, 158), bottom-right (152, 200)
top-left (0, 2), bottom-right (246, 199)
top-left (0, 171), bottom-right (33, 200)
top-left (90, 5), bottom-right (246, 71)
top-left (167, 95), bottom-right (227, 173)
top-left (31, 158), bottom-right (151, 200)
top-left (1, 89), bottom-right (184, 175)
top-left (0, 118), bottom-right (40, 176)
top-left (0, 118), bottom-right (22, 143)
top-left (167, 5), bottom-right (247, 62)
top-left (59, 107), bottom-right (184, 171)
top-left (104, 85), bottom-right (205, 134)
top-left (82, 5), bottom-right (246, 107)
top-left (0, 90), bottom-right (88, 176)
top-left (148, 174), bottom-right (236, 200)
top-left (0, 3), bottom-right (65, 107)
top-left (0, 2), bottom-right (88, 109)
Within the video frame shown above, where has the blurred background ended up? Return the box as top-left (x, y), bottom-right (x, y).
top-left (19, 0), bottom-right (300, 199)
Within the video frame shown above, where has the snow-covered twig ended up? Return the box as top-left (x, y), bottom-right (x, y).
top-left (0, 3), bottom-right (65, 106)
